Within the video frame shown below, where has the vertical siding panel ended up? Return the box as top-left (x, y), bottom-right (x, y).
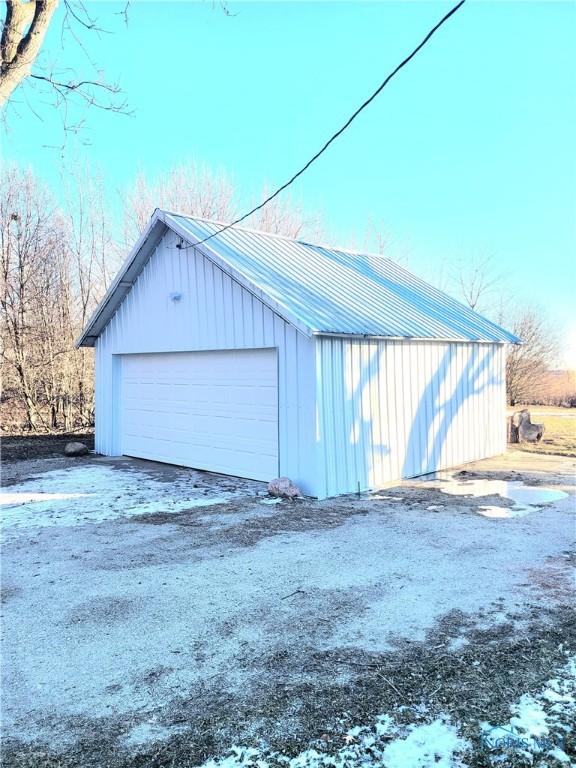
top-left (262, 307), bottom-right (274, 348)
top-left (418, 341), bottom-right (427, 476)
top-left (342, 339), bottom-right (357, 491)
top-left (285, 327), bottom-right (299, 478)
top-left (448, 342), bottom-right (457, 468)
top-left (212, 263), bottom-right (222, 345)
top-left (336, 339), bottom-right (349, 493)
top-left (379, 341), bottom-right (392, 483)
top-left (369, 340), bottom-right (383, 486)
top-left (455, 344), bottom-right (465, 466)
top-left (406, 342), bottom-right (419, 477)
top-left (322, 338), bottom-right (336, 495)
top-left (386, 341), bottom-right (398, 480)
top-left (328, 338), bottom-right (346, 496)
top-left (356, 341), bottom-right (368, 490)
top-left (256, 296), bottom-right (263, 346)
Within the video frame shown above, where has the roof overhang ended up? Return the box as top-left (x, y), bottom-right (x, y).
top-left (313, 331), bottom-right (521, 345)
top-left (76, 214), bottom-right (167, 347)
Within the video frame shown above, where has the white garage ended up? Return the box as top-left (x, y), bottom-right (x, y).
top-left (78, 209), bottom-right (519, 498)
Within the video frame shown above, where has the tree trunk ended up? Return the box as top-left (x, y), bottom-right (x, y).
top-left (0, 0), bottom-right (60, 105)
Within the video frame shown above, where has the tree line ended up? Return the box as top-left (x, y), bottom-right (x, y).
top-left (0, 162), bottom-right (323, 433)
top-left (0, 162), bottom-right (564, 435)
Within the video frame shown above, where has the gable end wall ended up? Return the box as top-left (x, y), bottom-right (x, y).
top-left (94, 228), bottom-right (319, 496)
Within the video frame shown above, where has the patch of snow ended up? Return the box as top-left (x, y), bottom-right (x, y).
top-left (0, 464), bottom-right (243, 531)
top-left (480, 655), bottom-right (575, 764)
top-left (0, 491), bottom-right (88, 505)
top-left (383, 719), bottom-right (468, 768)
top-left (260, 497), bottom-right (283, 506)
top-left (121, 721), bottom-right (190, 748)
top-left (510, 694), bottom-right (549, 738)
top-left (196, 713), bottom-right (469, 767)
top-left (447, 637), bottom-right (469, 652)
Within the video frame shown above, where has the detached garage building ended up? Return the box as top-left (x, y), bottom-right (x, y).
top-left (78, 209), bottom-right (519, 498)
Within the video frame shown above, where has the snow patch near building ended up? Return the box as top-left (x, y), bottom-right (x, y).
top-left (0, 464), bottom-right (241, 530)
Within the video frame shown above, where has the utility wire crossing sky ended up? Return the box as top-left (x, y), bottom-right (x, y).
top-left (183, 0), bottom-right (467, 249)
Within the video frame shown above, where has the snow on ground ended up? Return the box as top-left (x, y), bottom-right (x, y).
top-left (181, 657), bottom-right (576, 767)
top-left (481, 655), bottom-right (576, 765)
top-left (0, 463), bottom-right (246, 530)
top-left (197, 713), bottom-right (469, 768)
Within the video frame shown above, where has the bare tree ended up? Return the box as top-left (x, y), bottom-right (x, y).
top-left (123, 163), bottom-right (237, 245)
top-left (449, 252), bottom-right (502, 313)
top-left (123, 163), bottom-right (322, 244)
top-left (64, 161), bottom-right (120, 320)
top-left (0, 165), bottom-right (66, 429)
top-left (246, 187), bottom-right (323, 241)
top-left (362, 216), bottom-right (411, 265)
top-left (0, 164), bottom-right (116, 432)
top-left (61, 162), bottom-right (119, 426)
top-left (506, 309), bottom-right (559, 405)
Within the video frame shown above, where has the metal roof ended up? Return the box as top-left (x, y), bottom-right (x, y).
top-left (77, 209), bottom-right (520, 347)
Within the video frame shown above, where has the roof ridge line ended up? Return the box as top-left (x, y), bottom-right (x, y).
top-left (160, 209), bottom-right (394, 263)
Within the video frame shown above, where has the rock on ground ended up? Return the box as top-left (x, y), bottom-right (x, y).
top-left (63, 441), bottom-right (90, 457)
top-left (268, 476), bottom-right (302, 499)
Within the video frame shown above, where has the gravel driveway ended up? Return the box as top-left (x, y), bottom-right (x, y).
top-left (1, 448), bottom-right (575, 767)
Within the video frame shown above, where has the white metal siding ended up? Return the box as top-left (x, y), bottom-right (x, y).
top-left (95, 229), bottom-right (318, 495)
top-left (315, 337), bottom-right (507, 498)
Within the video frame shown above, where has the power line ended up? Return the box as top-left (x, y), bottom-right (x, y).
top-left (180, 0), bottom-right (466, 249)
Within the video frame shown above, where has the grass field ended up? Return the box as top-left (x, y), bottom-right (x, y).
top-left (508, 406), bottom-right (576, 457)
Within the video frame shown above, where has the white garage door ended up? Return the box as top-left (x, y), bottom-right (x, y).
top-left (119, 349), bottom-right (278, 481)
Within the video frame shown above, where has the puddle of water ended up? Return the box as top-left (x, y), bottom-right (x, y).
top-left (437, 478), bottom-right (569, 519)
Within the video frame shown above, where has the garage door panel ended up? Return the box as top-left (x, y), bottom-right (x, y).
top-left (123, 384), bottom-right (277, 408)
top-left (119, 349), bottom-right (279, 481)
top-left (122, 408), bottom-right (277, 433)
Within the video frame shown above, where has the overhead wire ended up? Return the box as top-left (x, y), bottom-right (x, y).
top-left (176, 0), bottom-right (467, 250)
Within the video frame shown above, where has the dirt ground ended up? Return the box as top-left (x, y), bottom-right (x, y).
top-left (1, 433), bottom-right (95, 464)
top-left (1, 441), bottom-right (575, 768)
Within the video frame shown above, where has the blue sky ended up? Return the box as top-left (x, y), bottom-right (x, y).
top-left (3, 1), bottom-right (575, 361)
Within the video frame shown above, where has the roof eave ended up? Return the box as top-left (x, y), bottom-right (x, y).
top-left (75, 212), bottom-right (168, 348)
top-left (313, 331), bottom-right (521, 344)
